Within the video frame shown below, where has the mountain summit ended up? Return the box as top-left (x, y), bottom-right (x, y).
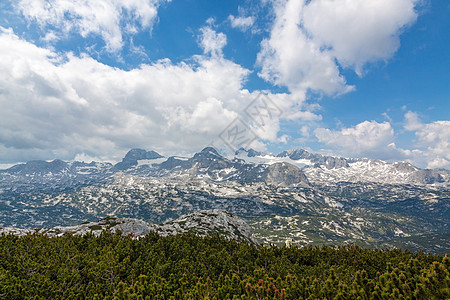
top-left (114, 148), bottom-right (163, 170)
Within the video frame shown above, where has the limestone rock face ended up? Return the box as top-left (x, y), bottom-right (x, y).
top-left (0, 210), bottom-right (259, 245)
top-left (114, 149), bottom-right (163, 170)
top-left (265, 162), bottom-right (310, 187)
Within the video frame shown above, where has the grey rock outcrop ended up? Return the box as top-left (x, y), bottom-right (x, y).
top-left (0, 210), bottom-right (258, 245)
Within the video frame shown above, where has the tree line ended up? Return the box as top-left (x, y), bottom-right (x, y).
top-left (0, 231), bottom-right (448, 299)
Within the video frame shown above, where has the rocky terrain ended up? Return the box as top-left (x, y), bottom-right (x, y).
top-left (0, 210), bottom-right (258, 245)
top-left (0, 147), bottom-right (448, 253)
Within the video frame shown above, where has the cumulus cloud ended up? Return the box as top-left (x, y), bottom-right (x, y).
top-left (14, 0), bottom-right (167, 52)
top-left (404, 111), bottom-right (424, 131)
top-left (198, 26), bottom-right (227, 57)
top-left (160, 97), bottom-right (238, 135)
top-left (415, 121), bottom-right (450, 168)
top-left (0, 27), bottom-right (255, 162)
top-left (302, 0), bottom-right (418, 74)
top-left (228, 15), bottom-right (255, 32)
top-left (257, 0), bottom-right (352, 98)
top-left (314, 121), bottom-right (405, 159)
top-left (402, 111), bottom-right (450, 168)
top-left (313, 114), bottom-right (450, 169)
top-left (257, 0), bottom-right (418, 97)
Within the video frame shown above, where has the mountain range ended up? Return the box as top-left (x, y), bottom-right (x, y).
top-left (0, 147), bottom-right (448, 253)
top-left (3, 147), bottom-right (448, 188)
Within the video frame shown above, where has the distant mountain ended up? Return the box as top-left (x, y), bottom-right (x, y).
top-left (0, 210), bottom-right (258, 245)
top-left (265, 162), bottom-right (310, 187)
top-left (2, 159), bottom-right (114, 176)
top-left (2, 147), bottom-right (447, 187)
top-left (235, 147), bottom-right (264, 157)
top-left (277, 149), bottom-right (350, 169)
top-left (131, 147), bottom-right (310, 187)
top-left (4, 159), bottom-right (69, 175)
top-left (113, 148), bottom-right (163, 170)
top-left (0, 160), bottom-right (113, 192)
top-left (236, 148), bottom-right (449, 187)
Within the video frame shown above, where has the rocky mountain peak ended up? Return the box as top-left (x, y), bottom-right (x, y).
top-left (5, 159), bottom-right (68, 175)
top-left (114, 148), bottom-right (163, 170)
top-left (277, 149), bottom-right (311, 160)
top-left (265, 162), bottom-right (310, 187)
top-left (192, 147), bottom-right (226, 164)
top-left (123, 148), bottom-right (163, 161)
top-left (189, 148), bottom-right (230, 174)
top-left (393, 161), bottom-right (418, 172)
top-left (235, 148), bottom-right (263, 157)
top-left (198, 147), bottom-right (221, 156)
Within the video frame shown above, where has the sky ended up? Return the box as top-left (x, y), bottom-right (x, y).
top-left (0, 0), bottom-right (449, 169)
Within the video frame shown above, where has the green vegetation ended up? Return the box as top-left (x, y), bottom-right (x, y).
top-left (88, 225), bottom-right (103, 230)
top-left (0, 232), bottom-right (448, 299)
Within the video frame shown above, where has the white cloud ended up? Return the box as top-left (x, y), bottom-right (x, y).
top-left (198, 26), bottom-right (227, 57)
top-left (401, 111), bottom-right (449, 168)
top-left (257, 0), bottom-right (353, 98)
top-left (0, 27), bottom-right (256, 162)
top-left (314, 121), bottom-right (403, 159)
top-left (414, 121), bottom-right (450, 169)
top-left (159, 97), bottom-right (238, 135)
top-left (228, 15), bottom-right (255, 32)
top-left (41, 30), bottom-right (59, 42)
top-left (257, 0), bottom-right (418, 96)
top-left (314, 114), bottom-right (450, 169)
top-left (15, 0), bottom-right (167, 52)
top-left (285, 110), bottom-right (322, 122)
top-left (302, 0), bottom-right (418, 74)
top-left (299, 125), bottom-right (310, 138)
top-left (404, 110), bottom-right (424, 131)
top-left (0, 25), bottom-right (296, 161)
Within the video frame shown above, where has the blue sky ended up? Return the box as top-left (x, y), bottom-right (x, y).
top-left (0, 0), bottom-right (448, 169)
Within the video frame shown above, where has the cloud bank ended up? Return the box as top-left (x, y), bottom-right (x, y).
top-left (0, 27), bottom-right (254, 162)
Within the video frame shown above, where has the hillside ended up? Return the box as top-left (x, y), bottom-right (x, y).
top-left (0, 210), bottom-right (258, 245)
